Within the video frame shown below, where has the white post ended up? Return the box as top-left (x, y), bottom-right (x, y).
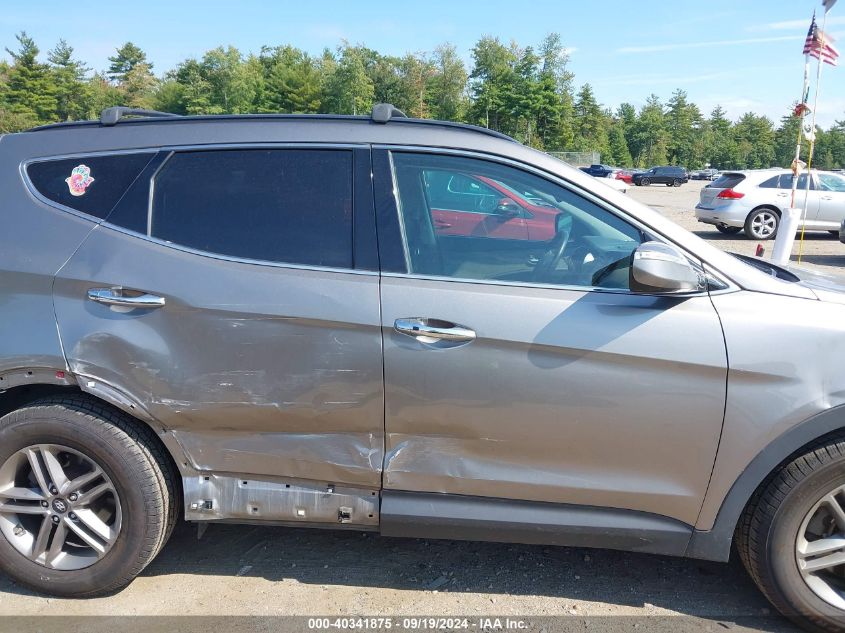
top-left (772, 208), bottom-right (803, 264)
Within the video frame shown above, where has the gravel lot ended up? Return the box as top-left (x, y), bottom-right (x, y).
top-left (2, 181), bottom-right (825, 632)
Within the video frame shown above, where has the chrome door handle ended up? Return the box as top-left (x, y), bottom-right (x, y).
top-left (394, 318), bottom-right (476, 343)
top-left (87, 287), bottom-right (165, 308)
top-left (822, 195), bottom-right (834, 200)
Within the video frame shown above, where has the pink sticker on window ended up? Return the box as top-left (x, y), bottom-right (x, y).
top-left (65, 164), bottom-right (95, 196)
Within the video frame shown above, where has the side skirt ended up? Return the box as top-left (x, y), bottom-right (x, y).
top-left (184, 473), bottom-right (379, 527)
top-left (380, 491), bottom-right (693, 557)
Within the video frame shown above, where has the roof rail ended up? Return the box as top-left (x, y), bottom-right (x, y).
top-left (371, 103), bottom-right (407, 124)
top-left (100, 106), bottom-right (181, 127)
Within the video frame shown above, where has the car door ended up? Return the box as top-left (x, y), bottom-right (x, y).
top-left (374, 149), bottom-right (728, 528)
top-left (815, 172), bottom-right (845, 228)
top-left (52, 146), bottom-right (385, 493)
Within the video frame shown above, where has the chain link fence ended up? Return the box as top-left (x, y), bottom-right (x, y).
top-left (546, 151), bottom-right (600, 166)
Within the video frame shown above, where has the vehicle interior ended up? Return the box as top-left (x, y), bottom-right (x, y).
top-left (392, 154), bottom-right (649, 290)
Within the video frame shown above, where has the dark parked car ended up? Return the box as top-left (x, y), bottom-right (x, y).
top-left (632, 166), bottom-right (689, 186)
top-left (6, 104), bottom-right (845, 632)
top-left (691, 168), bottom-right (720, 181)
top-left (579, 164), bottom-right (616, 178)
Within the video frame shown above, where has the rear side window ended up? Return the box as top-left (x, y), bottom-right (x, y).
top-left (150, 149), bottom-right (353, 268)
top-left (26, 153), bottom-right (155, 219)
top-left (711, 173), bottom-right (745, 189)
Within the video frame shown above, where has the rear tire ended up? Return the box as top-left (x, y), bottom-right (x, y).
top-left (0, 396), bottom-right (178, 597)
top-left (744, 208), bottom-right (780, 240)
top-left (737, 435), bottom-right (845, 632)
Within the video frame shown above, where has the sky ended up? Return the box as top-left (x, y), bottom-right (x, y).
top-left (2, 0), bottom-right (844, 128)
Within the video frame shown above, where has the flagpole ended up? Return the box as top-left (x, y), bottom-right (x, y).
top-left (798, 6), bottom-right (831, 263)
top-left (790, 56), bottom-right (810, 210)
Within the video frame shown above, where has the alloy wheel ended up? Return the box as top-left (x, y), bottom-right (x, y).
top-left (796, 485), bottom-right (845, 611)
top-left (750, 211), bottom-right (777, 239)
top-left (0, 444), bottom-right (122, 571)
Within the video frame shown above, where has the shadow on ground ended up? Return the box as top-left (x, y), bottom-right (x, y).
top-left (0, 521), bottom-right (799, 629)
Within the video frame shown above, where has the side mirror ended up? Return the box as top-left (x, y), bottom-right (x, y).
top-left (630, 241), bottom-right (702, 293)
top-left (495, 198), bottom-right (521, 216)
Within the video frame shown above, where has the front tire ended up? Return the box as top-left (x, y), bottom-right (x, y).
top-left (640, 177), bottom-right (650, 186)
top-left (744, 208), bottom-right (779, 240)
top-left (737, 435), bottom-right (845, 632)
top-left (673, 179), bottom-right (682, 187)
top-left (0, 396), bottom-right (177, 597)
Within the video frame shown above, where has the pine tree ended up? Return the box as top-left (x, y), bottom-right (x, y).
top-left (3, 32), bottom-right (57, 125)
top-left (47, 39), bottom-right (89, 121)
top-left (108, 42), bottom-right (151, 83)
top-left (573, 83), bottom-right (610, 158)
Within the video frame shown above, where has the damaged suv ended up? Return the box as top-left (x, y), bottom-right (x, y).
top-left (3, 104), bottom-right (845, 631)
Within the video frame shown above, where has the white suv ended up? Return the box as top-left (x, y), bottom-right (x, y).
top-left (695, 169), bottom-right (845, 239)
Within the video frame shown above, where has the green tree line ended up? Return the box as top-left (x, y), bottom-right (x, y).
top-left (2, 31), bottom-right (844, 169)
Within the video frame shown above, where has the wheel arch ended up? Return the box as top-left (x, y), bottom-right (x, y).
top-left (0, 369), bottom-right (189, 482)
top-left (686, 405), bottom-right (845, 561)
top-left (748, 204), bottom-right (782, 219)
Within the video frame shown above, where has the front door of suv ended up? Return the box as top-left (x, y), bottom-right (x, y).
top-left (374, 149), bottom-right (728, 527)
top-left (52, 146), bottom-right (385, 491)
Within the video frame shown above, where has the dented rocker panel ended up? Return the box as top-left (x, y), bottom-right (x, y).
top-left (184, 473), bottom-right (379, 526)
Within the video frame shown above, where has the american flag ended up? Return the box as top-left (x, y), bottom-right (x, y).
top-left (803, 14), bottom-right (840, 66)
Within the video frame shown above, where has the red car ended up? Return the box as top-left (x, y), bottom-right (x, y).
top-left (615, 170), bottom-right (634, 184)
top-left (428, 172), bottom-right (560, 241)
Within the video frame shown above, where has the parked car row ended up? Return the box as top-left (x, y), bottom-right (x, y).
top-left (694, 169), bottom-right (845, 239)
top-left (690, 168), bottom-right (720, 181)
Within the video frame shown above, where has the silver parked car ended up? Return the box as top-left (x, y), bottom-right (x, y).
top-left (695, 169), bottom-right (845, 239)
top-left (5, 105), bottom-right (845, 631)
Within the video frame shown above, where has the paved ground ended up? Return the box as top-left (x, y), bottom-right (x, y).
top-left (3, 181), bottom-right (830, 632)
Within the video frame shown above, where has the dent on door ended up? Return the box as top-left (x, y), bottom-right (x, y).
top-left (380, 278), bottom-right (728, 527)
top-left (53, 226), bottom-right (385, 497)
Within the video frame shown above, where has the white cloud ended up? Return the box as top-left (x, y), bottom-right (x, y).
top-left (617, 34), bottom-right (803, 54)
top-left (749, 16), bottom-right (845, 31)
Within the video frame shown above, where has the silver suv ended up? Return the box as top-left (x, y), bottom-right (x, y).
top-left (3, 105), bottom-right (845, 631)
top-left (695, 169), bottom-right (845, 240)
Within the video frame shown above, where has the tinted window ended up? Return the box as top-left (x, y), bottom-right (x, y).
top-left (151, 149), bottom-right (353, 267)
top-left (27, 153), bottom-right (155, 219)
top-left (391, 152), bottom-right (645, 290)
top-left (759, 175), bottom-right (781, 188)
top-left (710, 173), bottom-right (745, 189)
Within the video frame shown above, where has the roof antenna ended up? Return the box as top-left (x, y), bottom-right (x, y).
top-left (371, 103), bottom-right (407, 124)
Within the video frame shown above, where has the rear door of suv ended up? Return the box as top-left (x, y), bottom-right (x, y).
top-left (46, 144), bottom-right (385, 492)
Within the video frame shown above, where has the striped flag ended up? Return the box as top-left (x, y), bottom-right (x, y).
top-left (803, 13), bottom-right (840, 66)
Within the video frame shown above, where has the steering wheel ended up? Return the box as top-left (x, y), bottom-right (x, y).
top-left (532, 216), bottom-right (572, 282)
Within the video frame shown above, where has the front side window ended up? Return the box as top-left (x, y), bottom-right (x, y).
top-left (150, 149), bottom-right (353, 268)
top-left (818, 173), bottom-right (845, 193)
top-left (391, 152), bottom-right (645, 290)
